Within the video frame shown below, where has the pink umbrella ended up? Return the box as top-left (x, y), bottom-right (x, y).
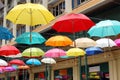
top-left (44, 48), bottom-right (66, 58)
top-left (0, 68), bottom-right (4, 73)
top-left (114, 38), bottom-right (120, 47)
top-left (0, 67), bottom-right (5, 73)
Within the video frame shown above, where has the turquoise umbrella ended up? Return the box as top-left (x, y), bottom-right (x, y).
top-left (88, 20), bottom-right (120, 37)
top-left (26, 58), bottom-right (41, 66)
top-left (15, 32), bottom-right (46, 45)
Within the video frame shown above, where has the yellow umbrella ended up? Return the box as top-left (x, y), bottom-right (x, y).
top-left (66, 48), bottom-right (85, 57)
top-left (45, 35), bottom-right (73, 47)
top-left (6, 3), bottom-right (55, 26)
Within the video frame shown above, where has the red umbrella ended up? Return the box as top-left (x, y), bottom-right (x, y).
top-left (0, 45), bottom-right (20, 56)
top-left (9, 59), bottom-right (25, 66)
top-left (52, 13), bottom-right (95, 33)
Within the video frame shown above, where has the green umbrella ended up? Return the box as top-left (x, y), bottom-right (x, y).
top-left (22, 47), bottom-right (44, 58)
top-left (15, 32), bottom-right (46, 45)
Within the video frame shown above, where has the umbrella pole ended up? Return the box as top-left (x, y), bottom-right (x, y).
top-left (47, 64), bottom-right (51, 80)
top-left (85, 54), bottom-right (89, 80)
top-left (45, 63), bottom-right (48, 80)
top-left (78, 56), bottom-right (82, 80)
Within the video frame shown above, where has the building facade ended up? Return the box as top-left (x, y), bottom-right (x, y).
top-left (0, 0), bottom-right (120, 80)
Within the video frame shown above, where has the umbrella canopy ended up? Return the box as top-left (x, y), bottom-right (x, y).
top-left (41, 58), bottom-right (56, 64)
top-left (88, 20), bottom-right (120, 37)
top-left (52, 13), bottom-right (95, 33)
top-left (22, 47), bottom-right (44, 58)
top-left (66, 48), bottom-right (85, 57)
top-left (5, 53), bottom-right (22, 58)
top-left (9, 59), bottom-right (25, 66)
top-left (0, 68), bottom-right (4, 73)
top-left (26, 58), bottom-right (41, 66)
top-left (114, 38), bottom-right (120, 47)
top-left (60, 55), bottom-right (73, 59)
top-left (0, 45), bottom-right (20, 56)
top-left (85, 47), bottom-right (103, 56)
top-left (45, 35), bottom-right (73, 47)
top-left (18, 65), bottom-right (30, 69)
top-left (44, 48), bottom-right (66, 58)
top-left (96, 38), bottom-right (116, 48)
top-left (71, 37), bottom-right (96, 48)
top-left (15, 32), bottom-right (46, 45)
top-left (6, 3), bottom-right (55, 26)
top-left (4, 66), bottom-right (16, 72)
top-left (0, 59), bottom-right (8, 66)
top-left (0, 26), bottom-right (14, 40)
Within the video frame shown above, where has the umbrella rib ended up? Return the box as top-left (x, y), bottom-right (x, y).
top-left (37, 10), bottom-right (49, 24)
top-left (14, 8), bottom-right (27, 24)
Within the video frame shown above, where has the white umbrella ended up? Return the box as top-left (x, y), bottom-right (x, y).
top-left (41, 58), bottom-right (56, 64)
top-left (71, 37), bottom-right (96, 48)
top-left (41, 58), bottom-right (56, 80)
top-left (0, 59), bottom-right (8, 66)
top-left (96, 38), bottom-right (116, 48)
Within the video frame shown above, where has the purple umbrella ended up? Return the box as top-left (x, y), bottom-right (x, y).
top-left (4, 66), bottom-right (16, 72)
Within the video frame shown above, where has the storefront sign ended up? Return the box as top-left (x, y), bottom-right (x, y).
top-left (89, 66), bottom-right (100, 72)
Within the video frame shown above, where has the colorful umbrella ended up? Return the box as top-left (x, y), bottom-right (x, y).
top-left (41, 57), bottom-right (56, 80)
top-left (88, 20), bottom-right (120, 37)
top-left (6, 3), bottom-right (55, 26)
top-left (41, 58), bottom-right (56, 64)
top-left (4, 66), bottom-right (16, 72)
top-left (60, 55), bottom-right (73, 59)
top-left (71, 37), bottom-right (96, 48)
top-left (66, 47), bottom-right (85, 80)
top-left (114, 38), bottom-right (120, 47)
top-left (5, 53), bottom-right (22, 58)
top-left (22, 47), bottom-right (44, 58)
top-left (44, 48), bottom-right (66, 58)
top-left (18, 65), bottom-right (30, 69)
top-left (26, 58), bottom-right (41, 66)
top-left (9, 59), bottom-right (25, 66)
top-left (0, 59), bottom-right (8, 66)
top-left (0, 26), bottom-right (14, 40)
top-left (15, 32), bottom-right (46, 45)
top-left (0, 45), bottom-right (20, 56)
top-left (45, 35), bottom-right (72, 47)
top-left (52, 13), bottom-right (95, 33)
top-left (0, 68), bottom-right (4, 73)
top-left (85, 47), bottom-right (103, 56)
top-left (66, 48), bottom-right (85, 57)
top-left (96, 38), bottom-right (116, 48)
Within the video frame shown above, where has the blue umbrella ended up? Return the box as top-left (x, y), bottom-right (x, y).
top-left (85, 47), bottom-right (103, 56)
top-left (88, 20), bottom-right (120, 37)
top-left (26, 58), bottom-right (41, 66)
top-left (0, 26), bottom-right (14, 40)
top-left (15, 32), bottom-right (46, 45)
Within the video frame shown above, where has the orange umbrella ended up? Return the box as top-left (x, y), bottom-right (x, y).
top-left (18, 65), bottom-right (30, 69)
top-left (45, 35), bottom-right (73, 47)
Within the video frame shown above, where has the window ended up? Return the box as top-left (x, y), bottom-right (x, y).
top-left (54, 68), bottom-right (73, 80)
top-left (51, 1), bottom-right (65, 16)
